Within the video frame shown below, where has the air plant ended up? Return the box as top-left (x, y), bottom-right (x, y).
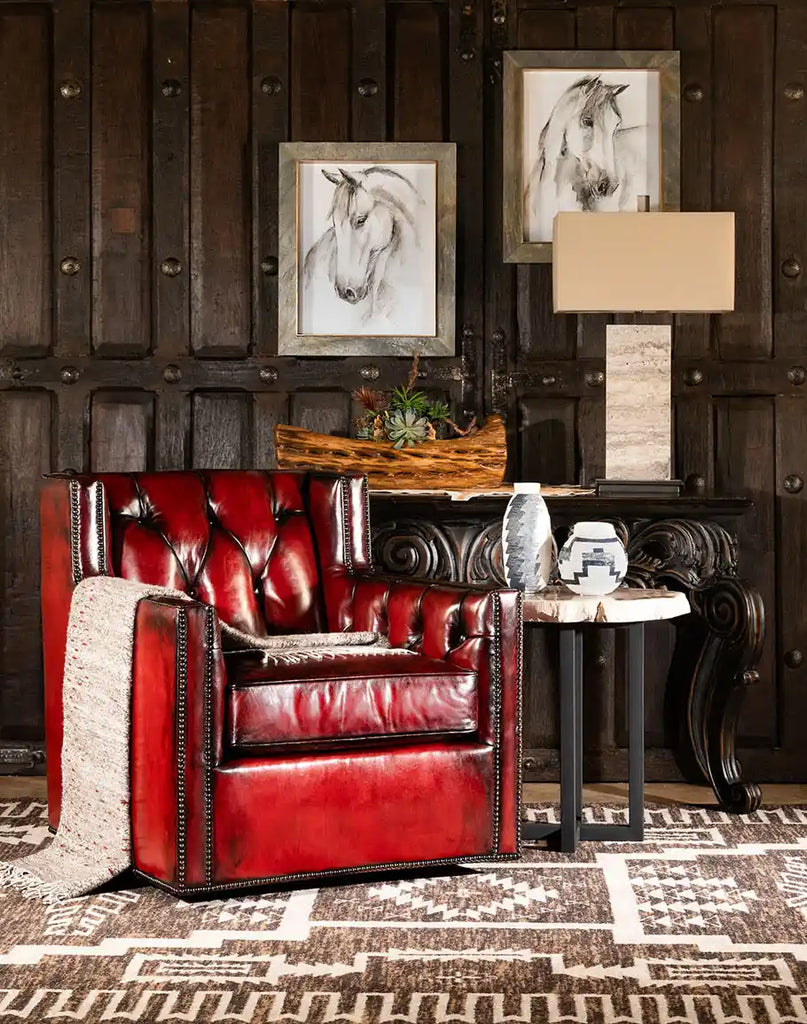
top-left (351, 386), bottom-right (388, 413)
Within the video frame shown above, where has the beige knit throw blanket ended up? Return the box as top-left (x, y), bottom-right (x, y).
top-left (0, 576), bottom-right (389, 903)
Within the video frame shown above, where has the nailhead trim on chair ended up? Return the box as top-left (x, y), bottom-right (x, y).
top-left (94, 482), bottom-right (108, 576)
top-left (340, 477), bottom-right (354, 574)
top-left (361, 477), bottom-right (374, 570)
top-left (69, 478), bottom-right (82, 584)
top-left (134, 847), bottom-right (518, 897)
top-left (491, 591), bottom-right (503, 853)
top-left (203, 606), bottom-right (215, 887)
top-left (175, 609), bottom-right (188, 889)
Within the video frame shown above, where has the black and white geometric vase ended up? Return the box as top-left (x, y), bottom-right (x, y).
top-left (501, 482), bottom-right (553, 592)
top-left (557, 521), bottom-right (628, 596)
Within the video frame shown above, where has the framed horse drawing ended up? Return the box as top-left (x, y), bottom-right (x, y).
top-left (278, 142), bottom-right (456, 356)
top-left (503, 51), bottom-right (680, 264)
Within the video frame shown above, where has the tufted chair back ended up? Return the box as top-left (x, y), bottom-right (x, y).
top-left (44, 470), bottom-right (373, 637)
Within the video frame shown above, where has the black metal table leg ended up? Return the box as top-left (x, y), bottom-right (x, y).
top-left (580, 622), bottom-right (645, 843)
top-left (522, 619), bottom-right (647, 848)
top-left (560, 627), bottom-right (583, 852)
top-left (627, 623), bottom-right (645, 839)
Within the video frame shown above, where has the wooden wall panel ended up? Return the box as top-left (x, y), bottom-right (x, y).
top-left (674, 397), bottom-right (715, 494)
top-left (253, 2), bottom-right (289, 355)
top-left (291, 5), bottom-right (351, 141)
top-left (0, 393), bottom-right (51, 739)
top-left (674, 5), bottom-right (712, 359)
top-left (155, 393), bottom-right (190, 471)
top-left (91, 5), bottom-right (151, 357)
top-left (614, 6), bottom-right (674, 49)
top-left (391, 4), bottom-right (445, 141)
top-left (519, 398), bottom-right (576, 485)
top-left (192, 392), bottom-right (252, 468)
top-left (153, 4), bottom-right (190, 360)
top-left (90, 391), bottom-right (153, 472)
top-left (254, 393), bottom-right (290, 468)
top-left (773, 5), bottom-right (807, 358)
top-left (713, 6), bottom-right (775, 360)
top-left (776, 397), bottom-right (807, 751)
top-left (0, 8), bottom-right (50, 356)
top-left (53, 0), bottom-right (90, 361)
top-left (575, 5), bottom-right (613, 48)
top-left (291, 391), bottom-right (351, 436)
top-left (449, 0), bottom-right (484, 415)
top-left (352, 0), bottom-right (386, 142)
top-left (577, 397), bottom-right (605, 486)
top-left (190, 7), bottom-right (251, 357)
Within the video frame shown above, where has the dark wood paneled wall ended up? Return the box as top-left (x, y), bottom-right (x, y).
top-left (1, 0), bottom-right (805, 781)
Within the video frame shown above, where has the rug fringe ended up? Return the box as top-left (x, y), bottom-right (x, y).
top-left (0, 860), bottom-right (74, 905)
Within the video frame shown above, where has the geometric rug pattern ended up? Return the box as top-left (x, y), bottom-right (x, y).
top-left (1, 799), bottom-right (807, 1022)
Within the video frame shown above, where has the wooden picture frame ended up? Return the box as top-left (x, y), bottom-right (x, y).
top-left (278, 142), bottom-right (456, 356)
top-left (503, 50), bottom-right (681, 264)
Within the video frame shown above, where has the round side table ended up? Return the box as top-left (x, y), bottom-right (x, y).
top-left (521, 586), bottom-right (691, 853)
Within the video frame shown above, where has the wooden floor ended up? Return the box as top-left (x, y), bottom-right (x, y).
top-left (3, 776), bottom-right (807, 805)
top-left (525, 782), bottom-right (807, 806)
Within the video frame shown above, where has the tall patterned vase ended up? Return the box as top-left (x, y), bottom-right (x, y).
top-left (501, 483), bottom-right (553, 593)
top-left (557, 521), bottom-right (628, 596)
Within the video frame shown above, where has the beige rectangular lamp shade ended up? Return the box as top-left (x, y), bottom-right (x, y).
top-left (553, 212), bottom-right (735, 313)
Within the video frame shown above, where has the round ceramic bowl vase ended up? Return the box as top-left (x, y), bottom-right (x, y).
top-left (557, 521), bottom-right (628, 597)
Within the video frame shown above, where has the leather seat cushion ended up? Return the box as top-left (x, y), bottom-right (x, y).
top-left (226, 648), bottom-right (478, 750)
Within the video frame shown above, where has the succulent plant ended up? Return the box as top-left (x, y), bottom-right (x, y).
top-left (425, 398), bottom-right (451, 423)
top-left (354, 417), bottom-right (375, 440)
top-left (385, 408), bottom-right (431, 449)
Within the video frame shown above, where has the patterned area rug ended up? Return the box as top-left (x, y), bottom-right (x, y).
top-left (0, 799), bottom-right (806, 1022)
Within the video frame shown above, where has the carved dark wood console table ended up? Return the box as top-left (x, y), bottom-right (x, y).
top-left (369, 489), bottom-right (765, 814)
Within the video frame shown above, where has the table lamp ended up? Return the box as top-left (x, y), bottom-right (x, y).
top-left (552, 209), bottom-right (735, 497)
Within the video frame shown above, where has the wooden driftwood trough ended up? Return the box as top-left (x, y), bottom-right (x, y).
top-left (274, 415), bottom-right (507, 490)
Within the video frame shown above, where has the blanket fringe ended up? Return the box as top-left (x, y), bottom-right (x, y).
top-left (0, 861), bottom-right (74, 905)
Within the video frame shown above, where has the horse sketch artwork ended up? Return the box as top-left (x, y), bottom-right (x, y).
top-left (298, 161), bottom-right (437, 338)
top-left (522, 68), bottom-right (661, 242)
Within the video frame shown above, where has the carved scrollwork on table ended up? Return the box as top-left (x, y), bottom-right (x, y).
top-left (465, 521), bottom-right (505, 586)
top-left (372, 521), bottom-right (457, 581)
top-left (619, 518), bottom-right (738, 589)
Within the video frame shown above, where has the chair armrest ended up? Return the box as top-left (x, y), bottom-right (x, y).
top-left (347, 574), bottom-right (522, 853)
top-left (131, 596), bottom-right (227, 889)
top-left (347, 573), bottom-right (521, 738)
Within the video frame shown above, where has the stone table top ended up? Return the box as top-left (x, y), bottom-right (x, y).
top-left (522, 586), bottom-right (691, 625)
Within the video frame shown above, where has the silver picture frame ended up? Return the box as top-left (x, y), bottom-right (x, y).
top-left (503, 50), bottom-right (681, 264)
top-left (278, 141), bottom-right (457, 356)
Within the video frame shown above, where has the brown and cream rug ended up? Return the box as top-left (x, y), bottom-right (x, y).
top-left (0, 799), bottom-right (806, 1022)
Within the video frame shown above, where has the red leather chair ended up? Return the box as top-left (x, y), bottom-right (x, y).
top-left (40, 470), bottom-right (522, 895)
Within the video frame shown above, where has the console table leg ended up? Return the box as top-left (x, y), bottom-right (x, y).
top-left (687, 578), bottom-right (765, 814)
